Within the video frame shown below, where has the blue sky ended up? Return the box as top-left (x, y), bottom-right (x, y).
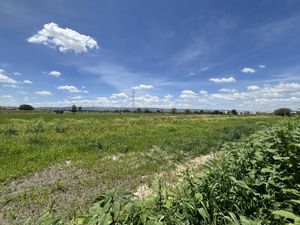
top-left (0, 0), bottom-right (300, 111)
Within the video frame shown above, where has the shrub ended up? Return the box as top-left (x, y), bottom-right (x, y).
top-left (71, 105), bottom-right (77, 113)
top-left (274, 108), bottom-right (292, 116)
top-left (171, 108), bottom-right (176, 114)
top-left (231, 109), bottom-right (238, 115)
top-left (19, 104), bottom-right (34, 110)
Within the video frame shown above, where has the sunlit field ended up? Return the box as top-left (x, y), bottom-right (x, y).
top-left (0, 112), bottom-right (284, 224)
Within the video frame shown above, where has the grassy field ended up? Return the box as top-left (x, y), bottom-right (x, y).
top-left (34, 117), bottom-right (299, 225)
top-left (0, 112), bottom-right (285, 224)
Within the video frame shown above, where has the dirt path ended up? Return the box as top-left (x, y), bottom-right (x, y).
top-left (134, 152), bottom-right (215, 199)
top-left (0, 152), bottom-right (215, 224)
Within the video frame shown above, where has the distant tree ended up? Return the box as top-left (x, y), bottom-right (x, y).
top-left (199, 110), bottom-right (204, 114)
top-left (274, 108), bottom-right (292, 117)
top-left (156, 110), bottom-right (161, 113)
top-left (71, 105), bottom-right (77, 112)
top-left (144, 109), bottom-right (150, 113)
top-left (184, 109), bottom-right (192, 114)
top-left (78, 106), bottom-right (82, 112)
top-left (19, 104), bottom-right (34, 110)
top-left (136, 108), bottom-right (141, 113)
top-left (231, 109), bottom-right (238, 115)
top-left (171, 108), bottom-right (176, 114)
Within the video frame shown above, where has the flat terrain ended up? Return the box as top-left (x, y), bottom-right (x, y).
top-left (0, 112), bottom-right (283, 224)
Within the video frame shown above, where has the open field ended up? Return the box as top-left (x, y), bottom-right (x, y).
top-left (0, 112), bottom-right (286, 224)
top-left (31, 117), bottom-right (299, 225)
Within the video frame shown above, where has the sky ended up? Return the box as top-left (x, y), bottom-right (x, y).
top-left (0, 0), bottom-right (300, 111)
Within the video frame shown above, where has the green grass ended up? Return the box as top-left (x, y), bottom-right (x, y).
top-left (0, 113), bottom-right (281, 183)
top-left (0, 112), bottom-right (285, 224)
top-left (29, 117), bottom-right (300, 225)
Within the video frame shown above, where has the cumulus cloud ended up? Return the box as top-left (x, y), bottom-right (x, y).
top-left (132, 84), bottom-right (153, 90)
top-left (13, 72), bottom-right (22, 76)
top-left (258, 65), bottom-right (266, 69)
top-left (209, 76), bottom-right (236, 83)
top-left (48, 71), bottom-right (61, 77)
top-left (110, 92), bottom-right (129, 99)
top-left (68, 95), bottom-right (82, 99)
top-left (3, 84), bottom-right (18, 88)
top-left (0, 72), bottom-right (17, 84)
top-left (36, 91), bottom-right (52, 96)
top-left (219, 88), bottom-right (238, 93)
top-left (241, 67), bottom-right (256, 74)
top-left (180, 90), bottom-right (197, 98)
top-left (247, 85), bottom-right (260, 91)
top-left (23, 80), bottom-right (32, 84)
top-left (27, 22), bottom-right (99, 53)
top-left (199, 90), bottom-right (208, 95)
top-left (57, 85), bottom-right (87, 93)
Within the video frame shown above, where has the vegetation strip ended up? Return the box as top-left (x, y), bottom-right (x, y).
top-left (24, 118), bottom-right (300, 224)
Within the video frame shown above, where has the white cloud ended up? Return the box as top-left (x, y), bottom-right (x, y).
top-left (36, 91), bottom-right (52, 96)
top-left (209, 76), bottom-right (236, 83)
top-left (135, 94), bottom-right (160, 104)
top-left (29, 81), bottom-right (300, 111)
top-left (23, 80), bottom-right (32, 84)
top-left (110, 92), bottom-right (129, 99)
top-left (199, 90), bottom-right (208, 95)
top-left (57, 85), bottom-right (82, 93)
top-left (0, 73), bottom-right (17, 84)
top-left (247, 85), bottom-right (260, 91)
top-left (210, 93), bottom-right (237, 101)
top-left (258, 65), bottom-right (266, 69)
top-left (3, 84), bottom-right (18, 88)
top-left (27, 22), bottom-right (99, 53)
top-left (13, 72), bottom-right (22, 76)
top-left (1, 95), bottom-right (13, 100)
top-left (164, 94), bottom-right (173, 99)
top-left (180, 90), bottom-right (197, 98)
top-left (48, 71), bottom-right (61, 77)
top-left (241, 67), bottom-right (256, 74)
top-left (68, 95), bottom-right (82, 100)
top-left (219, 88), bottom-right (237, 93)
top-left (57, 85), bottom-right (88, 93)
top-left (132, 84), bottom-right (153, 90)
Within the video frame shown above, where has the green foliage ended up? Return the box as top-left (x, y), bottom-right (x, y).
top-left (274, 108), bottom-right (292, 117)
top-left (231, 109), bottom-right (238, 115)
top-left (71, 105), bottom-right (77, 113)
top-left (27, 119), bottom-right (300, 224)
top-left (19, 104), bottom-right (34, 110)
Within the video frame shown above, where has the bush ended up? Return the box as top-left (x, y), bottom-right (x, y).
top-left (274, 108), bottom-right (292, 116)
top-left (19, 104), bottom-right (34, 110)
top-left (71, 105), bottom-right (77, 113)
top-left (231, 109), bottom-right (238, 115)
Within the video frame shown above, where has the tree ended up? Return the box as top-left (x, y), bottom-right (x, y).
top-left (78, 106), bottom-right (82, 112)
top-left (144, 109), bottom-right (150, 113)
top-left (184, 109), bottom-right (192, 114)
top-left (19, 104), bottom-right (34, 110)
top-left (274, 108), bottom-right (292, 117)
top-left (171, 108), bottom-right (176, 114)
top-left (71, 105), bottom-right (77, 112)
top-left (231, 109), bottom-right (238, 115)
